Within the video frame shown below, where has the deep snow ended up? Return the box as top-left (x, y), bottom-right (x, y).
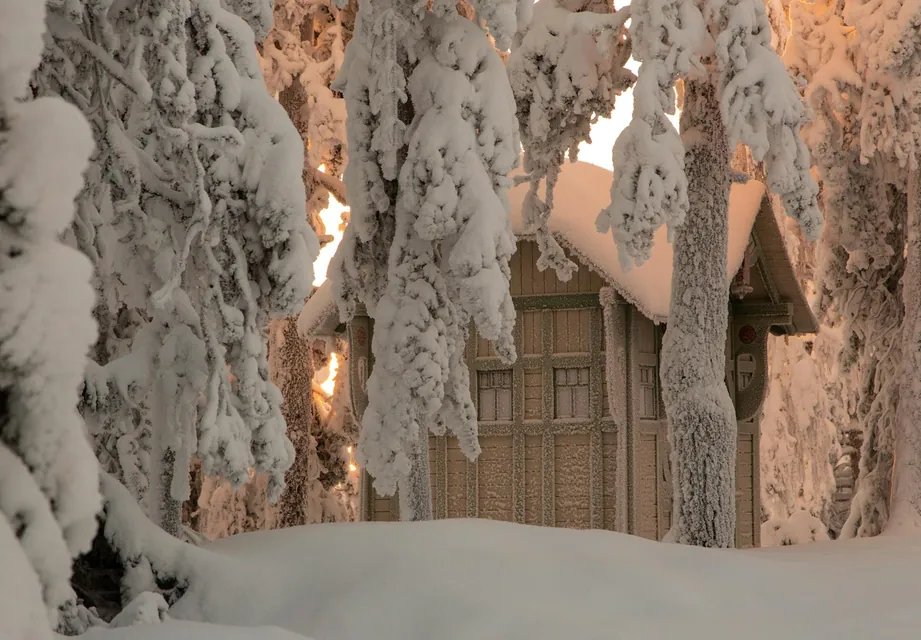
top-left (70, 622), bottom-right (312, 640)
top-left (80, 517), bottom-right (921, 640)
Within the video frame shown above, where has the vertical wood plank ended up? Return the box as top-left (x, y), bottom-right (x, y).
top-left (541, 307), bottom-right (555, 525)
top-left (435, 435), bottom-right (447, 519)
top-left (626, 307), bottom-right (638, 534)
top-left (513, 432), bottom-right (525, 524)
top-left (590, 429), bottom-right (604, 529)
top-left (542, 433), bottom-right (555, 526)
top-left (590, 306), bottom-right (605, 529)
top-left (467, 460), bottom-right (478, 518)
top-left (753, 422), bottom-right (762, 547)
top-left (511, 246), bottom-right (521, 296)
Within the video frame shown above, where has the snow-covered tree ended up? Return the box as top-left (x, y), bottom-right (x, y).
top-left (261, 0), bottom-right (351, 222)
top-left (596, 0), bottom-right (702, 268)
top-left (0, 0), bottom-right (100, 636)
top-left (786, 0), bottom-right (904, 538)
top-left (509, 0), bottom-right (634, 279)
top-left (35, 1), bottom-right (319, 535)
top-left (182, 1), bottom-right (357, 536)
top-left (262, 0), bottom-right (357, 528)
top-left (840, 0), bottom-right (921, 533)
top-left (269, 328), bottom-right (357, 528)
top-left (331, 1), bottom-right (524, 520)
top-left (599, 0), bottom-right (821, 547)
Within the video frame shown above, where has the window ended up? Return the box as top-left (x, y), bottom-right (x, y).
top-left (638, 365), bottom-right (658, 419)
top-left (737, 354), bottom-right (756, 391)
top-left (554, 367), bottom-right (590, 419)
top-left (478, 370), bottom-right (512, 421)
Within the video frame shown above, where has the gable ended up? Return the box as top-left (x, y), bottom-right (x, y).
top-left (509, 240), bottom-right (605, 296)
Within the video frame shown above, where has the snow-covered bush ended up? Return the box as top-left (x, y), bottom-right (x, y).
top-left (761, 510), bottom-right (831, 546)
top-left (0, 0), bottom-right (100, 636)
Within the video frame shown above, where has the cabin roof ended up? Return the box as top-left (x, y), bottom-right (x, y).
top-left (508, 161), bottom-right (765, 323)
top-left (300, 161), bottom-right (817, 338)
top-left (752, 195), bottom-right (820, 335)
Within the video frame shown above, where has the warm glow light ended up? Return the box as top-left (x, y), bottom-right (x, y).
top-left (319, 352), bottom-right (339, 396)
top-left (313, 164), bottom-right (348, 286)
top-left (348, 463), bottom-right (358, 472)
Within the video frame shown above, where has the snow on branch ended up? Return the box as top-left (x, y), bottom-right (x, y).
top-left (465, 0), bottom-right (521, 50)
top-left (784, 0), bottom-right (861, 168)
top-left (355, 13), bottom-right (520, 501)
top-left (712, 0), bottom-right (822, 240)
top-left (33, 0), bottom-right (319, 527)
top-left (329, 2), bottom-right (401, 323)
top-left (843, 0), bottom-right (921, 172)
top-left (596, 0), bottom-right (704, 268)
top-left (510, 0), bottom-right (634, 279)
top-left (788, 0), bottom-right (904, 538)
top-left (0, 1), bottom-right (100, 631)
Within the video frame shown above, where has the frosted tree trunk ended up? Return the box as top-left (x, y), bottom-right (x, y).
top-left (269, 318), bottom-right (317, 528)
top-left (150, 395), bottom-right (182, 538)
top-left (660, 79), bottom-right (737, 547)
top-left (155, 450), bottom-right (183, 538)
top-left (890, 168), bottom-right (921, 533)
top-left (399, 433), bottom-right (433, 521)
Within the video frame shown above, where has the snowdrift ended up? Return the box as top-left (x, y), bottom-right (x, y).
top-left (154, 518), bottom-right (921, 640)
top-left (73, 621), bottom-right (311, 640)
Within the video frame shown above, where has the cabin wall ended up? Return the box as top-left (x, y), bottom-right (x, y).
top-left (361, 240), bottom-right (765, 548)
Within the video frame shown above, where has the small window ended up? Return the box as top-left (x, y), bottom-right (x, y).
top-left (639, 365), bottom-right (658, 419)
top-left (478, 370), bottom-right (512, 421)
top-left (554, 367), bottom-right (590, 419)
top-left (737, 353), bottom-right (756, 391)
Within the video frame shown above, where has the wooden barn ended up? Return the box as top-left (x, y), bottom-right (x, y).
top-left (301, 161), bottom-right (818, 548)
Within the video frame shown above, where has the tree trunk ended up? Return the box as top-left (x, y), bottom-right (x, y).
top-left (152, 447), bottom-right (183, 538)
top-left (149, 391), bottom-right (183, 537)
top-left (398, 431), bottom-right (433, 521)
top-left (269, 318), bottom-right (318, 528)
top-left (890, 167), bottom-right (921, 533)
top-left (660, 78), bottom-right (737, 548)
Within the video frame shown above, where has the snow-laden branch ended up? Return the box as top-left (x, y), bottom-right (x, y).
top-left (0, 3), bottom-right (100, 630)
top-left (313, 166), bottom-right (349, 205)
top-left (712, 0), bottom-right (822, 240)
top-left (510, 0), bottom-right (634, 279)
top-left (596, 0), bottom-right (704, 268)
top-left (46, 15), bottom-right (154, 101)
top-left (357, 15), bottom-right (519, 504)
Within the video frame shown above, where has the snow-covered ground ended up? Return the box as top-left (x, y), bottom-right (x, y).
top-left (70, 622), bottom-right (310, 640)
top-left (76, 518), bottom-right (921, 640)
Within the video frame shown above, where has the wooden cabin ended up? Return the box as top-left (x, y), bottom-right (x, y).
top-left (301, 161), bottom-right (818, 548)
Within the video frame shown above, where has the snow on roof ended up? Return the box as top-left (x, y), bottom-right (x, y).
top-left (299, 161), bottom-right (767, 336)
top-left (508, 160), bottom-right (766, 322)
